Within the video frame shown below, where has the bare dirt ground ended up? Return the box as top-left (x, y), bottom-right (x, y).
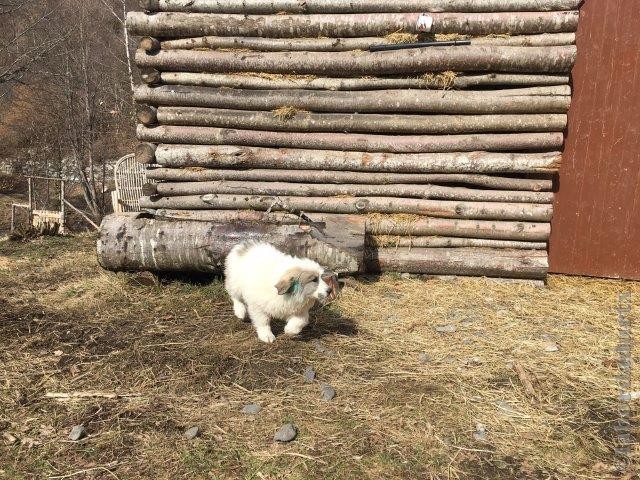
top-left (0, 235), bottom-right (638, 480)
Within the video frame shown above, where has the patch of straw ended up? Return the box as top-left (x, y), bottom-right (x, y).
top-left (384, 32), bottom-right (419, 44)
top-left (422, 71), bottom-right (458, 90)
top-left (272, 106), bottom-right (300, 121)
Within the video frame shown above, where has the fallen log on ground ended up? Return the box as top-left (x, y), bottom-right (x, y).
top-left (150, 210), bottom-right (551, 241)
top-left (160, 33), bottom-right (576, 52)
top-left (139, 194), bottom-right (553, 221)
top-left (146, 106), bottom-right (568, 134)
top-left (158, 72), bottom-right (570, 90)
top-left (146, 180), bottom-right (554, 203)
top-left (150, 145), bottom-right (562, 173)
top-left (126, 11), bottom-right (579, 38)
top-left (140, 0), bottom-right (581, 14)
top-left (134, 85), bottom-right (572, 114)
top-left (369, 235), bottom-right (547, 249)
top-left (134, 46), bottom-right (577, 75)
top-left (97, 213), bottom-right (365, 273)
top-left (366, 247), bottom-right (548, 278)
top-left (137, 125), bottom-right (564, 153)
top-left (145, 168), bottom-right (553, 191)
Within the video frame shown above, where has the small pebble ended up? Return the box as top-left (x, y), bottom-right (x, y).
top-left (544, 342), bottom-right (559, 352)
top-left (418, 353), bottom-right (431, 364)
top-left (312, 340), bottom-right (334, 357)
top-left (473, 423), bottom-right (487, 441)
top-left (303, 366), bottom-right (316, 383)
top-left (184, 426), bottom-right (200, 440)
top-left (464, 356), bottom-right (483, 366)
top-left (68, 425), bottom-right (87, 441)
top-left (2, 432), bottom-right (18, 445)
top-left (460, 320), bottom-right (474, 328)
top-left (273, 423), bottom-right (297, 443)
top-left (435, 324), bottom-right (457, 333)
top-left (320, 385), bottom-right (336, 401)
top-left (400, 273), bottom-right (412, 279)
top-left (242, 404), bottom-right (262, 415)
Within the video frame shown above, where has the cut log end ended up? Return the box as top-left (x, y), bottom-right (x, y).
top-left (139, 36), bottom-right (161, 54)
top-left (140, 68), bottom-right (162, 85)
top-left (135, 143), bottom-right (158, 164)
top-left (139, 0), bottom-right (160, 12)
top-left (136, 105), bottom-right (158, 126)
top-left (142, 182), bottom-right (159, 196)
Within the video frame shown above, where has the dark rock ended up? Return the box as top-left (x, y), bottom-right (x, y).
top-left (273, 423), bottom-right (297, 442)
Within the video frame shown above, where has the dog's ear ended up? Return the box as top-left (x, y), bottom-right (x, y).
top-left (275, 268), bottom-right (299, 295)
top-left (298, 270), bottom-right (319, 285)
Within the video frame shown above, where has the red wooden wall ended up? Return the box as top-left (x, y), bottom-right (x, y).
top-left (549, 0), bottom-right (640, 280)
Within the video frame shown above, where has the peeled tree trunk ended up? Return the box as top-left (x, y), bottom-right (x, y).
top-left (126, 11), bottom-right (579, 38)
top-left (368, 235), bottom-right (547, 250)
top-left (160, 33), bottom-right (576, 52)
top-left (157, 72), bottom-right (571, 90)
top-left (148, 106), bottom-right (568, 134)
top-left (135, 46), bottom-right (577, 75)
top-left (146, 168), bottom-right (553, 191)
top-left (134, 86), bottom-right (571, 114)
top-left (140, 0), bottom-right (581, 14)
top-left (137, 125), bottom-right (564, 153)
top-left (97, 213), bottom-right (365, 274)
top-left (367, 247), bottom-right (548, 279)
top-left (151, 145), bottom-right (562, 174)
top-left (151, 209), bottom-right (551, 241)
top-left (147, 180), bottom-right (554, 203)
top-left (139, 194), bottom-right (553, 221)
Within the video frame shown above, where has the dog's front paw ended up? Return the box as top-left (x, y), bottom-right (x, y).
top-left (257, 329), bottom-right (276, 344)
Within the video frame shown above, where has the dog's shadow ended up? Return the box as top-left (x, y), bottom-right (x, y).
top-left (269, 305), bottom-right (358, 340)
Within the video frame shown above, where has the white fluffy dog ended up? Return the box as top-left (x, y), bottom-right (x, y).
top-left (224, 242), bottom-right (334, 343)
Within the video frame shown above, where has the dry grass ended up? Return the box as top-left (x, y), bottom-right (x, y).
top-left (384, 32), bottom-right (419, 44)
top-left (422, 71), bottom-right (459, 89)
top-left (0, 236), bottom-right (638, 479)
top-left (272, 106), bottom-right (301, 121)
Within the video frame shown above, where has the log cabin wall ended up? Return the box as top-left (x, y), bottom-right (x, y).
top-left (125, 0), bottom-right (583, 280)
top-left (549, 0), bottom-right (640, 280)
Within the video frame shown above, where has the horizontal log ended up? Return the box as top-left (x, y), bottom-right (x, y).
top-left (137, 125), bottom-right (564, 153)
top-left (158, 72), bottom-right (571, 90)
top-left (145, 168), bottom-right (553, 191)
top-left (135, 46), bottom-right (577, 75)
top-left (126, 11), bottom-right (579, 38)
top-left (134, 86), bottom-right (572, 114)
top-left (366, 247), bottom-right (548, 278)
top-left (140, 0), bottom-right (581, 14)
top-left (160, 33), bottom-right (576, 51)
top-left (152, 145), bottom-right (562, 173)
top-left (139, 194), bottom-right (553, 221)
top-left (148, 180), bottom-right (554, 203)
top-left (151, 106), bottom-right (568, 134)
top-left (369, 235), bottom-right (547, 249)
top-left (97, 213), bottom-right (364, 274)
top-left (150, 210), bottom-right (551, 241)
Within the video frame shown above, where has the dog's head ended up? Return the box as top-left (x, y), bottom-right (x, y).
top-left (275, 265), bottom-right (335, 302)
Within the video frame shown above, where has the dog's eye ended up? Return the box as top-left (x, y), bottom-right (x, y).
top-left (313, 276), bottom-right (319, 283)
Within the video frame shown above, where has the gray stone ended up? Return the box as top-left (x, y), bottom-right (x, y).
top-left (435, 324), bottom-right (457, 333)
top-left (184, 426), bottom-right (200, 440)
top-left (400, 273), bottom-right (412, 279)
top-left (460, 320), bottom-right (474, 328)
top-left (418, 353), bottom-right (431, 364)
top-left (320, 385), bottom-right (336, 401)
top-left (303, 366), bottom-right (316, 383)
top-left (273, 423), bottom-right (297, 442)
top-left (544, 342), bottom-right (559, 352)
top-left (312, 340), bottom-right (334, 357)
top-left (242, 404), bottom-right (262, 415)
top-left (68, 425), bottom-right (87, 441)
top-left (473, 423), bottom-right (487, 441)
top-left (464, 356), bottom-right (483, 366)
